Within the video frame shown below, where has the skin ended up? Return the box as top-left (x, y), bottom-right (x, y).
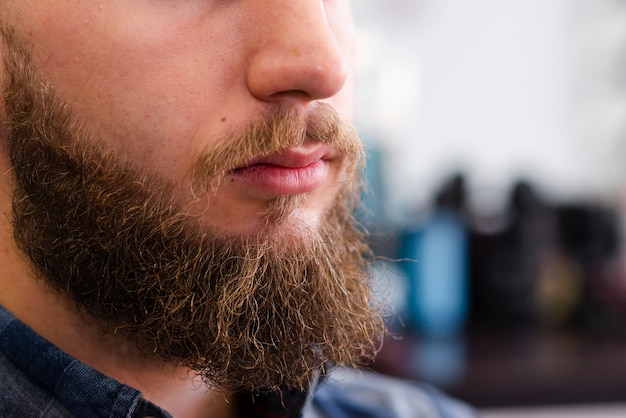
top-left (0, 1), bottom-right (357, 417)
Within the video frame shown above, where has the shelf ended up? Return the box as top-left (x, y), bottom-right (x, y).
top-left (373, 329), bottom-right (626, 408)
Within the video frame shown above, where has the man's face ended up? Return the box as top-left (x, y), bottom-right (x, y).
top-left (0, 1), bottom-right (384, 393)
top-left (3, 0), bottom-right (356, 233)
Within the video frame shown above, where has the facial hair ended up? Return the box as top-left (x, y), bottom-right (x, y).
top-left (1, 30), bottom-right (385, 392)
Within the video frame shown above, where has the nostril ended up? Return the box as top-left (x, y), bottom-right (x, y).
top-left (267, 90), bottom-right (312, 101)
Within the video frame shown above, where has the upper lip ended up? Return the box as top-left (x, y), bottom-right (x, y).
top-left (237, 142), bottom-right (336, 169)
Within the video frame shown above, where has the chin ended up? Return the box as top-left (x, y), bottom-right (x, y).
top-left (194, 193), bottom-right (329, 241)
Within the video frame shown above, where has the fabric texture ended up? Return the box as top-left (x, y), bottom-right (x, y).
top-left (0, 305), bottom-right (478, 418)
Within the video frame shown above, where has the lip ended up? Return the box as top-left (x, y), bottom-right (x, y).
top-left (230, 145), bottom-right (334, 196)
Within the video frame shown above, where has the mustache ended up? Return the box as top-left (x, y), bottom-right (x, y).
top-left (191, 102), bottom-right (364, 192)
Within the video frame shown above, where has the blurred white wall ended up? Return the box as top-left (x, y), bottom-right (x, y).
top-left (353, 0), bottom-right (626, 226)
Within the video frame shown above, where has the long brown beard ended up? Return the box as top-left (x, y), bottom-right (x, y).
top-left (1, 30), bottom-right (385, 392)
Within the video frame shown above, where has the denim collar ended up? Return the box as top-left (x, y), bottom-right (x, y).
top-left (0, 305), bottom-right (313, 418)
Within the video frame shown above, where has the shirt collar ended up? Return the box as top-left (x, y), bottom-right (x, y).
top-left (0, 305), bottom-right (315, 418)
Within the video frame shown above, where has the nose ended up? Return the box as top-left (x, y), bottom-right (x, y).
top-left (245, 1), bottom-right (351, 103)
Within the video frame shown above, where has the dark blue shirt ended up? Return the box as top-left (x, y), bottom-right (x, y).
top-left (0, 305), bottom-right (478, 417)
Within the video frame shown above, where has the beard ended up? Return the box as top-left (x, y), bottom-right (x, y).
top-left (0, 30), bottom-right (385, 393)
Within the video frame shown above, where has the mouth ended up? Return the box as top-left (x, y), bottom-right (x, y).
top-left (230, 143), bottom-right (335, 196)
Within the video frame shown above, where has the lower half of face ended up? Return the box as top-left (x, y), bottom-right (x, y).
top-left (6, 60), bottom-right (362, 241)
top-left (2, 30), bottom-right (384, 392)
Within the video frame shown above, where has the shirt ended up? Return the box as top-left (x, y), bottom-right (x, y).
top-left (0, 305), bottom-right (478, 418)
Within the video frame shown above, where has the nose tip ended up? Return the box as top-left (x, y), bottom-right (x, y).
top-left (245, 4), bottom-right (352, 103)
top-left (247, 49), bottom-right (349, 102)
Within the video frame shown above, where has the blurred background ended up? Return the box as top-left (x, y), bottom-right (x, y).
top-left (351, 0), bottom-right (626, 415)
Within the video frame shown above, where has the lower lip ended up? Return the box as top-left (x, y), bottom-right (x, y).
top-left (231, 160), bottom-right (329, 195)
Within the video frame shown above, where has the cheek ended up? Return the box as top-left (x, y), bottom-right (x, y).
top-left (15, 10), bottom-right (242, 170)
